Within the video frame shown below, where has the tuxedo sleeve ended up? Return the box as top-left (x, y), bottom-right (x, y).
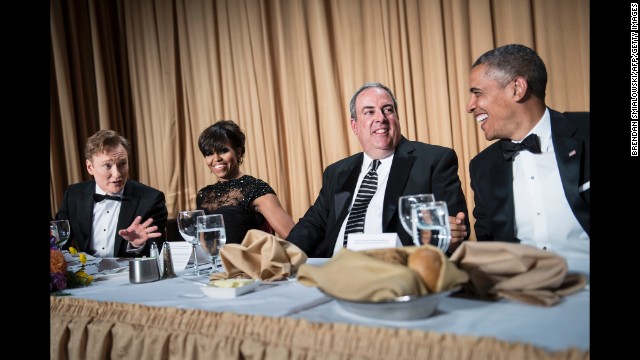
top-left (55, 190), bottom-right (70, 223)
top-left (286, 169), bottom-right (332, 256)
top-left (145, 190), bottom-right (169, 252)
top-left (469, 159), bottom-right (492, 240)
top-left (431, 148), bottom-right (471, 239)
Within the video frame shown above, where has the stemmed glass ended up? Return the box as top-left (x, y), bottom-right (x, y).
top-left (398, 194), bottom-right (435, 246)
top-left (412, 201), bottom-right (451, 250)
top-left (196, 214), bottom-right (227, 274)
top-left (177, 210), bottom-right (205, 276)
top-left (50, 220), bottom-right (71, 249)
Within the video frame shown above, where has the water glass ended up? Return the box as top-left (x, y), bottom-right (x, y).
top-left (398, 194), bottom-right (435, 246)
top-left (196, 214), bottom-right (227, 274)
top-left (50, 220), bottom-right (71, 248)
top-left (412, 201), bottom-right (451, 250)
top-left (177, 210), bottom-right (205, 276)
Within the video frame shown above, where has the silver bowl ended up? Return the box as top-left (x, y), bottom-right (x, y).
top-left (320, 287), bottom-right (459, 320)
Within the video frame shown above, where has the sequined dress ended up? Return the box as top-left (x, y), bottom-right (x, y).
top-left (196, 175), bottom-right (276, 244)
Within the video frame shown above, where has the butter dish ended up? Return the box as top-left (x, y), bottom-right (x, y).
top-left (199, 279), bottom-right (259, 298)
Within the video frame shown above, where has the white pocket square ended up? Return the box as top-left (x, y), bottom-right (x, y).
top-left (579, 181), bottom-right (590, 192)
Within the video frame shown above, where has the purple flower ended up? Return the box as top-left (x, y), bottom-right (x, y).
top-left (50, 272), bottom-right (67, 291)
top-left (50, 230), bottom-right (58, 250)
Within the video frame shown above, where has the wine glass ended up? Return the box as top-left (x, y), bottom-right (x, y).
top-left (412, 201), bottom-right (451, 250)
top-left (177, 210), bottom-right (205, 276)
top-left (398, 194), bottom-right (435, 245)
top-left (50, 220), bottom-right (71, 249)
top-left (196, 214), bottom-right (227, 274)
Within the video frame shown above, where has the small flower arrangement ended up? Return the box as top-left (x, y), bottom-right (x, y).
top-left (50, 229), bottom-right (94, 293)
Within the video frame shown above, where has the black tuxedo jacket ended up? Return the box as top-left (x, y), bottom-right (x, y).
top-left (287, 136), bottom-right (469, 257)
top-left (56, 179), bottom-right (168, 257)
top-left (469, 109), bottom-right (590, 242)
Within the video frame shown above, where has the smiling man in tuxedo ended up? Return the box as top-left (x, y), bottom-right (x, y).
top-left (287, 82), bottom-right (470, 258)
top-left (56, 130), bottom-right (168, 258)
top-left (466, 44), bottom-right (589, 261)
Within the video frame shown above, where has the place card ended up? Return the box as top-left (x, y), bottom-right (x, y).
top-left (162, 242), bottom-right (192, 270)
top-left (192, 245), bottom-right (211, 264)
top-left (346, 233), bottom-right (401, 251)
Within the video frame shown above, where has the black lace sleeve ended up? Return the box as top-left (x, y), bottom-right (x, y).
top-left (196, 188), bottom-right (206, 209)
top-left (195, 175), bottom-right (275, 214)
top-left (244, 177), bottom-right (276, 209)
top-left (194, 176), bottom-right (277, 244)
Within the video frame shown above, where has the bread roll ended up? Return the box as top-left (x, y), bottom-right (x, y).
top-left (407, 248), bottom-right (442, 292)
top-left (361, 248), bottom-right (409, 266)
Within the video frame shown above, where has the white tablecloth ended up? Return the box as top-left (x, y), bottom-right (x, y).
top-left (61, 258), bottom-right (589, 352)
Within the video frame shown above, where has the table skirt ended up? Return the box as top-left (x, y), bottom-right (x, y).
top-left (51, 296), bottom-right (588, 360)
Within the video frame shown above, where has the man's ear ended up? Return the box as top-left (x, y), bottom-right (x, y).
top-left (350, 118), bottom-right (358, 134)
top-left (86, 159), bottom-right (94, 175)
top-left (513, 76), bottom-right (528, 100)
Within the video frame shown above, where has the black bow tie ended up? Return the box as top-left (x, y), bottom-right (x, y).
top-left (501, 133), bottom-right (541, 161)
top-left (93, 193), bottom-right (123, 202)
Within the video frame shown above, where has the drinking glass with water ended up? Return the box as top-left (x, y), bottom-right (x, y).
top-left (412, 201), bottom-right (451, 251)
top-left (398, 194), bottom-right (435, 246)
top-left (196, 214), bottom-right (227, 274)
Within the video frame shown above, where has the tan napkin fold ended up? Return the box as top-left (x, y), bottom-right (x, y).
top-left (209, 229), bottom-right (307, 282)
top-left (449, 242), bottom-right (587, 306)
top-left (297, 246), bottom-right (468, 301)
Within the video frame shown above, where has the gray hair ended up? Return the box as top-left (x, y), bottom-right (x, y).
top-left (349, 82), bottom-right (399, 120)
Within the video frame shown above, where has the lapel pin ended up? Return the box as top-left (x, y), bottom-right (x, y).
top-left (568, 150), bottom-right (576, 157)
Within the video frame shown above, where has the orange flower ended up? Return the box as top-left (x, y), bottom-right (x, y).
top-left (50, 249), bottom-right (67, 273)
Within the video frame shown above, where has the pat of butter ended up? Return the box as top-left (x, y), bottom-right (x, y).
top-left (210, 279), bottom-right (255, 288)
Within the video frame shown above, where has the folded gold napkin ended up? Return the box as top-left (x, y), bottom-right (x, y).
top-left (297, 246), bottom-right (469, 301)
top-left (209, 229), bottom-right (307, 282)
top-left (449, 242), bottom-right (586, 306)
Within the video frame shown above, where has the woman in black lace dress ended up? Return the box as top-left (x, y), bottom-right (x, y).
top-left (196, 120), bottom-right (295, 244)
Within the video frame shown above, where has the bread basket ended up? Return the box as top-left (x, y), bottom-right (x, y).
top-left (319, 287), bottom-right (459, 320)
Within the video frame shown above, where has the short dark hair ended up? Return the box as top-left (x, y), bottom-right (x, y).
top-left (349, 82), bottom-right (399, 120)
top-left (198, 120), bottom-right (246, 164)
top-left (472, 44), bottom-right (547, 100)
top-left (85, 130), bottom-right (131, 161)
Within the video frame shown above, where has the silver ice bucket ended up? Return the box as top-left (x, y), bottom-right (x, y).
top-left (129, 257), bottom-right (161, 284)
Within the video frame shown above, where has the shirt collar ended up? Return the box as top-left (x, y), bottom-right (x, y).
top-left (518, 107), bottom-right (552, 152)
top-left (362, 152), bottom-right (394, 172)
top-left (94, 184), bottom-right (124, 198)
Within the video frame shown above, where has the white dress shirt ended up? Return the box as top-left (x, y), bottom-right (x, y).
top-left (333, 153), bottom-right (394, 255)
top-left (512, 108), bottom-right (590, 262)
top-left (89, 186), bottom-right (123, 257)
top-left (89, 184), bottom-right (143, 257)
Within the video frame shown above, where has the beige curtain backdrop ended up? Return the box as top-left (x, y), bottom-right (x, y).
top-left (50, 0), bottom-right (590, 240)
